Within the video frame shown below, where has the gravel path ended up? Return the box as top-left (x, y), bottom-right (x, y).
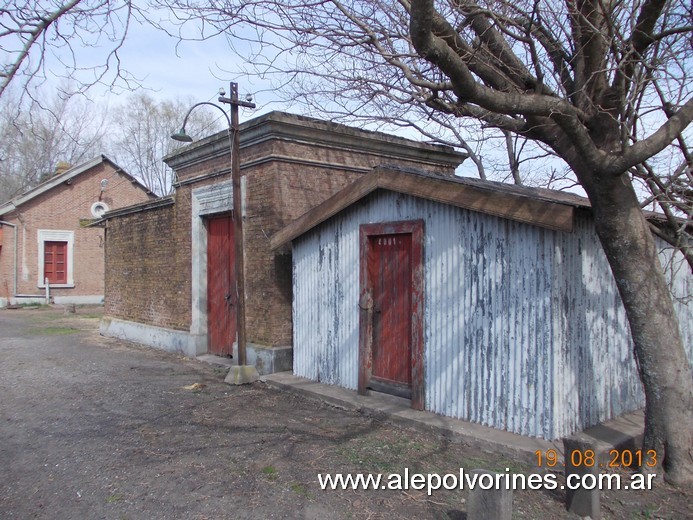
top-left (1, 306), bottom-right (690, 519)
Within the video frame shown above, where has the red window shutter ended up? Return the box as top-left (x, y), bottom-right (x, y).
top-left (44, 241), bottom-right (67, 284)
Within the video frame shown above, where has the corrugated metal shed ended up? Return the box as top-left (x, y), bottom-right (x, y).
top-left (286, 169), bottom-right (692, 440)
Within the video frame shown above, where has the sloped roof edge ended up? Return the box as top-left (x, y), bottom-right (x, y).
top-left (270, 167), bottom-right (590, 249)
top-left (0, 155), bottom-right (153, 216)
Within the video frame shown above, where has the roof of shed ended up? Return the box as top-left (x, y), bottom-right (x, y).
top-left (270, 166), bottom-right (591, 249)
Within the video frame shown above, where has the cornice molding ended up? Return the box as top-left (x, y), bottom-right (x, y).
top-left (163, 111), bottom-right (467, 172)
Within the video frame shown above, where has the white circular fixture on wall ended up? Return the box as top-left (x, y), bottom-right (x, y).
top-left (91, 201), bottom-right (110, 218)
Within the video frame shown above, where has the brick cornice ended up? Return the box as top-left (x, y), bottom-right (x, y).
top-left (163, 111), bottom-right (467, 173)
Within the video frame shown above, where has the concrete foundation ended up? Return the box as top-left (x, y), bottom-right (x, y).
top-left (232, 342), bottom-right (293, 376)
top-left (1, 295), bottom-right (104, 308)
top-left (224, 365), bottom-right (260, 385)
top-left (100, 317), bottom-right (201, 357)
top-left (100, 317), bottom-right (293, 375)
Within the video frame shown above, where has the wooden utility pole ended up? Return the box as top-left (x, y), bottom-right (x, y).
top-left (218, 82), bottom-right (255, 366)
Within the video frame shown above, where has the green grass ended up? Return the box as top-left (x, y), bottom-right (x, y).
top-left (337, 435), bottom-right (428, 473)
top-left (262, 465), bottom-right (278, 481)
top-left (212, 367), bottom-right (229, 378)
top-left (336, 431), bottom-right (533, 480)
top-left (29, 313), bottom-right (64, 323)
top-left (289, 482), bottom-right (310, 497)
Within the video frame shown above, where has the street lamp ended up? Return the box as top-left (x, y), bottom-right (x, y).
top-left (171, 83), bottom-right (256, 381)
top-left (171, 101), bottom-right (226, 143)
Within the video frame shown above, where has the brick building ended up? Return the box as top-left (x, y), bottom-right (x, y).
top-left (0, 156), bottom-right (153, 307)
top-left (100, 111), bottom-right (466, 373)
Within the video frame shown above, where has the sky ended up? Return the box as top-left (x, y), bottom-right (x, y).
top-left (2, 6), bottom-right (579, 185)
top-left (3, 3), bottom-right (689, 206)
top-left (14, 12), bottom-right (287, 126)
top-left (2, 5), bottom-right (495, 179)
top-left (82, 17), bottom-right (472, 166)
top-left (106, 21), bottom-right (269, 111)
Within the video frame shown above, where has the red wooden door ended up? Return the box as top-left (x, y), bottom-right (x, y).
top-left (359, 220), bottom-right (424, 409)
top-left (207, 216), bottom-right (236, 357)
top-left (44, 241), bottom-right (67, 284)
top-left (368, 233), bottom-right (413, 395)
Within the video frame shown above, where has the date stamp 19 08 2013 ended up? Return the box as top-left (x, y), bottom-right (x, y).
top-left (535, 449), bottom-right (657, 469)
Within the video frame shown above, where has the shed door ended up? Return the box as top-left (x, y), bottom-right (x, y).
top-left (359, 220), bottom-right (424, 409)
top-left (207, 215), bottom-right (236, 357)
top-left (369, 233), bottom-right (412, 392)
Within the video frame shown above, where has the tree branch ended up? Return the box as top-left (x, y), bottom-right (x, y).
top-left (606, 97), bottom-right (693, 175)
top-left (0, 0), bottom-right (83, 97)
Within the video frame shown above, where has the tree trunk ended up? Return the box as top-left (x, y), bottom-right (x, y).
top-left (579, 169), bottom-right (693, 484)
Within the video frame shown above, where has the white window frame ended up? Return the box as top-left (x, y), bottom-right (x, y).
top-left (37, 230), bottom-right (75, 288)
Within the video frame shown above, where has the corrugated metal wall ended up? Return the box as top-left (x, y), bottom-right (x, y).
top-left (292, 190), bottom-right (692, 439)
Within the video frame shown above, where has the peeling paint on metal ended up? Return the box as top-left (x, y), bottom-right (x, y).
top-left (291, 191), bottom-right (692, 440)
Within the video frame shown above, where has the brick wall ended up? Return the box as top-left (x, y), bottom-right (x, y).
top-left (103, 112), bottom-right (466, 349)
top-left (0, 160), bottom-right (152, 303)
top-left (104, 173), bottom-right (235, 330)
top-left (241, 115), bottom-right (463, 346)
top-left (104, 199), bottom-right (189, 329)
top-left (243, 159), bottom-right (365, 345)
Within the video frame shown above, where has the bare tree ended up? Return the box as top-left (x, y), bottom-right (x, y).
top-left (158, 0), bottom-right (597, 187)
top-left (0, 85), bottom-right (108, 203)
top-left (157, 0), bottom-right (693, 482)
top-left (108, 92), bottom-right (224, 195)
top-left (0, 0), bottom-right (145, 104)
top-left (160, 0), bottom-right (692, 232)
top-left (405, 0), bottom-right (693, 484)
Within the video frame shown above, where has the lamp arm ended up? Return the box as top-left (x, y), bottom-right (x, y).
top-left (179, 101), bottom-right (231, 131)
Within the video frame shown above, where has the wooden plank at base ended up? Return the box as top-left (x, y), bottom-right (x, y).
top-left (367, 378), bottom-right (412, 399)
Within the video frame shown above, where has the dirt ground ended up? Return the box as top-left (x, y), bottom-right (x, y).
top-left (0, 305), bottom-right (690, 520)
